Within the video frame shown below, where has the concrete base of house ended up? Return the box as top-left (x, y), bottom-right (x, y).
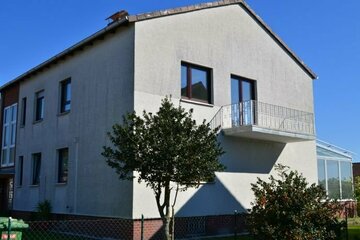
top-left (10, 211), bottom-right (247, 240)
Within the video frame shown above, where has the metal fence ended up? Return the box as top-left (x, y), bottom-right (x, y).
top-left (210, 100), bottom-right (315, 136)
top-left (1, 213), bottom-right (247, 240)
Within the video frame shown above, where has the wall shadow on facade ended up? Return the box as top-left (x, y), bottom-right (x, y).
top-left (176, 178), bottom-right (247, 217)
top-left (220, 135), bottom-right (286, 174)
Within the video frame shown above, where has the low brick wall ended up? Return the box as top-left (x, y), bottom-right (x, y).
top-left (11, 210), bottom-right (247, 239)
top-left (338, 200), bottom-right (357, 218)
top-left (133, 214), bottom-right (246, 240)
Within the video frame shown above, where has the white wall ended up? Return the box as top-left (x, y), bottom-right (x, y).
top-left (132, 4), bottom-right (317, 218)
top-left (14, 25), bottom-right (135, 218)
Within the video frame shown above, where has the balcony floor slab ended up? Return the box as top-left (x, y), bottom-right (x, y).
top-left (222, 125), bottom-right (315, 143)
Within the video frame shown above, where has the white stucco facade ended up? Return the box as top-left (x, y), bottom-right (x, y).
top-left (132, 4), bottom-right (316, 218)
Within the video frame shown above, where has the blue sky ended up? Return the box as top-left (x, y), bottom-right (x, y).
top-left (0, 0), bottom-right (359, 160)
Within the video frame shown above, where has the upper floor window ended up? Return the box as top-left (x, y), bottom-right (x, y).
top-left (1, 104), bottom-right (17, 167)
top-left (181, 62), bottom-right (212, 104)
top-left (20, 97), bottom-right (26, 126)
top-left (57, 148), bottom-right (69, 183)
top-left (60, 79), bottom-right (71, 113)
top-left (35, 90), bottom-right (44, 121)
top-left (32, 153), bottom-right (41, 185)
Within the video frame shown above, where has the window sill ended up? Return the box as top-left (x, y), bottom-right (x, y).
top-left (55, 182), bottom-right (67, 186)
top-left (0, 164), bottom-right (15, 168)
top-left (29, 184), bottom-right (39, 188)
top-left (33, 119), bottom-right (43, 125)
top-left (57, 111), bottom-right (70, 117)
top-left (180, 98), bottom-right (214, 107)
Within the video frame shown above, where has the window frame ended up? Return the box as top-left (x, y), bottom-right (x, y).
top-left (57, 148), bottom-right (69, 184)
top-left (1, 103), bottom-right (17, 167)
top-left (20, 97), bottom-right (26, 127)
top-left (17, 156), bottom-right (24, 187)
top-left (181, 62), bottom-right (212, 104)
top-left (230, 75), bottom-right (257, 103)
top-left (31, 153), bottom-right (41, 186)
top-left (60, 78), bottom-right (71, 114)
top-left (34, 90), bottom-right (45, 122)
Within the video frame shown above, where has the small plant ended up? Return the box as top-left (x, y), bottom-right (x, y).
top-left (247, 164), bottom-right (342, 240)
top-left (35, 200), bottom-right (52, 220)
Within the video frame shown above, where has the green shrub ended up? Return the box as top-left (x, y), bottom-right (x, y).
top-left (247, 164), bottom-right (342, 240)
top-left (35, 200), bottom-right (52, 220)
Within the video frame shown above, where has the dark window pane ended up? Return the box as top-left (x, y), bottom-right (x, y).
top-left (340, 161), bottom-right (353, 199)
top-left (61, 80), bottom-right (71, 113)
top-left (191, 68), bottom-right (208, 101)
top-left (181, 66), bottom-right (188, 98)
top-left (18, 157), bottom-right (23, 186)
top-left (327, 160), bottom-right (340, 199)
top-left (35, 91), bottom-right (44, 121)
top-left (32, 153), bottom-right (41, 185)
top-left (21, 98), bottom-right (26, 126)
top-left (58, 148), bottom-right (69, 183)
top-left (180, 63), bottom-right (211, 103)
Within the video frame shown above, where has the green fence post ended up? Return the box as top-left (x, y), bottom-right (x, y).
top-left (141, 214), bottom-right (144, 240)
top-left (7, 217), bottom-right (12, 240)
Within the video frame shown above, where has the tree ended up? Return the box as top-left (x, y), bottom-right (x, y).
top-left (354, 176), bottom-right (360, 216)
top-left (102, 97), bottom-right (225, 240)
top-left (247, 164), bottom-right (342, 240)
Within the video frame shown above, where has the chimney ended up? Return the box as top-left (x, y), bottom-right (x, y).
top-left (106, 10), bottom-right (129, 25)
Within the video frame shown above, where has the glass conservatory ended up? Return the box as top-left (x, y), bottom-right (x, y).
top-left (317, 140), bottom-right (354, 200)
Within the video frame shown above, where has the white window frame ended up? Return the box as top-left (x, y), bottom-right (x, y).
top-left (1, 103), bottom-right (17, 167)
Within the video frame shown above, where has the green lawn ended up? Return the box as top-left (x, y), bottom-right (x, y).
top-left (205, 225), bottom-right (360, 240)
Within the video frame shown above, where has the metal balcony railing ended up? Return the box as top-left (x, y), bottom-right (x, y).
top-left (210, 100), bottom-right (315, 136)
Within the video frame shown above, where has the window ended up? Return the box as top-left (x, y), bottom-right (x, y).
top-left (327, 160), bottom-right (340, 199)
top-left (57, 148), bottom-right (68, 183)
top-left (35, 90), bottom-right (44, 121)
top-left (231, 76), bottom-right (256, 126)
top-left (1, 104), bottom-right (17, 167)
top-left (17, 156), bottom-right (23, 186)
top-left (60, 79), bottom-right (71, 113)
top-left (181, 62), bottom-right (212, 103)
top-left (32, 153), bottom-right (41, 185)
top-left (340, 161), bottom-right (353, 199)
top-left (20, 97), bottom-right (26, 126)
top-left (317, 158), bottom-right (354, 200)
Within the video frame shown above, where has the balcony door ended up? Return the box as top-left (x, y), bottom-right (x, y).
top-left (231, 76), bottom-right (256, 126)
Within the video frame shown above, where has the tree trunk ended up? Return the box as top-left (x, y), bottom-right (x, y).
top-left (164, 214), bottom-right (171, 240)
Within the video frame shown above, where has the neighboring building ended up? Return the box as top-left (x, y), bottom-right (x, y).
top-left (353, 162), bottom-right (360, 179)
top-left (317, 140), bottom-right (354, 200)
top-left (0, 0), bottom-right (318, 237)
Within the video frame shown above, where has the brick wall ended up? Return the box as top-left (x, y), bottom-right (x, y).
top-left (12, 210), bottom-right (246, 239)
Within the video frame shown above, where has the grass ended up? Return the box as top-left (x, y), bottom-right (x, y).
top-left (205, 219), bottom-right (360, 240)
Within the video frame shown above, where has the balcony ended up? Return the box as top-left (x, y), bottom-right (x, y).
top-left (210, 100), bottom-right (315, 143)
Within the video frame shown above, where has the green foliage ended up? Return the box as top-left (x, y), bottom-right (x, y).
top-left (248, 164), bottom-right (342, 240)
top-left (35, 200), bottom-right (52, 220)
top-left (102, 97), bottom-right (225, 239)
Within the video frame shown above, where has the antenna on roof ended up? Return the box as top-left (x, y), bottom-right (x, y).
top-left (106, 10), bottom-right (129, 25)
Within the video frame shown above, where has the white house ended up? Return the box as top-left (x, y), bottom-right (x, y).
top-left (0, 0), bottom-right (319, 238)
